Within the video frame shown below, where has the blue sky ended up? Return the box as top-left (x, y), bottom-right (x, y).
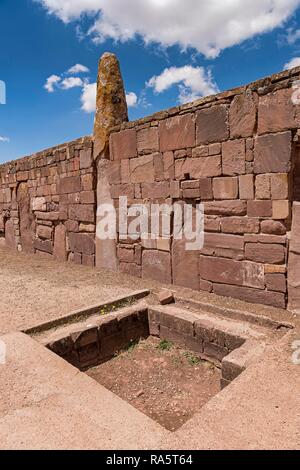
top-left (1, 0), bottom-right (300, 162)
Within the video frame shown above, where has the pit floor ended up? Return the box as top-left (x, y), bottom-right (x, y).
top-left (87, 336), bottom-right (221, 431)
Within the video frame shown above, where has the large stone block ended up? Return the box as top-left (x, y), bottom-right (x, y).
top-left (265, 273), bottom-right (286, 293)
top-left (247, 200), bottom-right (272, 218)
top-left (213, 283), bottom-right (286, 309)
top-left (68, 232), bottom-right (95, 255)
top-left (222, 139), bottom-right (246, 175)
top-left (202, 232), bottom-right (244, 259)
top-left (199, 256), bottom-right (265, 289)
top-left (53, 224), bottom-right (67, 261)
top-left (130, 154), bottom-right (155, 183)
top-left (59, 176), bottom-right (81, 194)
top-left (254, 132), bottom-right (291, 174)
top-left (257, 89), bottom-right (298, 134)
top-left (204, 200), bottom-right (247, 216)
top-left (182, 178), bottom-right (213, 199)
top-left (68, 204), bottom-right (95, 223)
top-left (142, 250), bottom-right (172, 284)
top-left (230, 91), bottom-right (257, 138)
top-left (175, 156), bottom-right (221, 179)
top-left (141, 182), bottom-right (170, 199)
top-left (5, 219), bottom-right (16, 250)
top-left (270, 173), bottom-right (289, 200)
top-left (245, 243), bottom-right (286, 264)
top-left (213, 177), bottom-right (238, 200)
top-left (239, 174), bottom-right (254, 200)
top-left (196, 105), bottom-right (229, 144)
top-left (159, 114), bottom-right (195, 152)
top-left (80, 148), bottom-right (92, 169)
top-left (221, 217), bottom-right (259, 234)
top-left (172, 238), bottom-right (199, 290)
top-left (260, 220), bottom-right (286, 235)
top-left (110, 129), bottom-right (137, 161)
top-left (137, 127), bottom-right (159, 154)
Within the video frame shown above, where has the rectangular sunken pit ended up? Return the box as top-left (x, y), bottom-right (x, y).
top-left (40, 300), bottom-right (277, 431)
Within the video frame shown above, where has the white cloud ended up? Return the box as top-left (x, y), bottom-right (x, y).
top-left (67, 63), bottom-right (90, 74)
top-left (286, 27), bottom-right (300, 44)
top-left (284, 57), bottom-right (300, 69)
top-left (44, 74), bottom-right (61, 92)
top-left (0, 136), bottom-right (10, 143)
top-left (147, 65), bottom-right (219, 104)
top-left (37, 0), bottom-right (300, 58)
top-left (80, 82), bottom-right (97, 113)
top-left (61, 77), bottom-right (84, 89)
top-left (126, 92), bottom-right (138, 107)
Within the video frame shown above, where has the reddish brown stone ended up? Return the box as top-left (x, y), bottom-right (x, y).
top-left (196, 105), bottom-right (229, 144)
top-left (153, 153), bottom-right (164, 181)
top-left (119, 262), bottom-right (142, 278)
top-left (200, 279), bottom-right (213, 293)
top-left (204, 216), bottom-right (220, 232)
top-left (182, 178), bottom-right (213, 199)
top-left (36, 225), bottom-right (52, 240)
top-left (230, 91), bottom-right (257, 138)
top-left (222, 139), bottom-right (246, 175)
top-left (202, 232), bottom-right (244, 260)
top-left (261, 220), bottom-right (286, 235)
top-left (34, 238), bottom-right (53, 254)
top-left (159, 114), bottom-right (195, 152)
top-left (255, 174), bottom-right (271, 200)
top-left (82, 254), bottom-right (95, 267)
top-left (110, 183), bottom-right (135, 199)
top-left (4, 219), bottom-right (16, 250)
top-left (204, 200), bottom-right (247, 216)
top-left (53, 224), bottom-right (67, 261)
top-left (68, 232), bottom-right (95, 255)
top-left (163, 151), bottom-right (175, 180)
top-left (142, 250), bottom-right (172, 284)
top-left (118, 246), bottom-right (135, 263)
top-left (107, 161), bottom-right (121, 185)
top-left (245, 243), bottom-right (286, 264)
top-left (130, 154), bottom-right (155, 183)
top-left (175, 156), bottom-right (222, 179)
top-left (213, 283), bottom-right (286, 309)
top-left (265, 273), bottom-right (286, 293)
top-left (213, 177), bottom-right (238, 200)
top-left (68, 204), bottom-right (95, 223)
top-left (221, 217), bottom-right (259, 234)
top-left (272, 200), bottom-right (290, 220)
top-left (254, 132), bottom-right (292, 174)
top-left (258, 89), bottom-right (298, 135)
top-left (239, 174), bottom-right (254, 200)
top-left (199, 256), bottom-right (265, 289)
top-left (137, 127), bottom-right (159, 154)
top-left (81, 174), bottom-right (94, 191)
top-left (288, 251), bottom-right (300, 312)
top-left (247, 200), bottom-right (272, 218)
top-left (172, 238), bottom-right (199, 290)
top-left (80, 149), bottom-right (92, 169)
top-left (81, 191), bottom-right (96, 204)
top-left (110, 129), bottom-right (137, 161)
top-left (59, 176), bottom-right (81, 194)
top-left (141, 182), bottom-right (170, 199)
top-left (157, 290), bottom-right (174, 305)
top-left (270, 173), bottom-right (289, 200)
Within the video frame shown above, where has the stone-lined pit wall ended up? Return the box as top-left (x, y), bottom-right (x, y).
top-left (0, 136), bottom-right (96, 266)
top-left (108, 67), bottom-right (300, 310)
top-left (2, 66), bottom-right (300, 310)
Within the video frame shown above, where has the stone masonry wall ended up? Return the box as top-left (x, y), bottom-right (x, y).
top-left (1, 67), bottom-right (300, 309)
top-left (108, 67), bottom-right (300, 309)
top-left (0, 136), bottom-right (96, 266)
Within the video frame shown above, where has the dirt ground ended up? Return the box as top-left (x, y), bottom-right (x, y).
top-left (87, 336), bottom-right (221, 431)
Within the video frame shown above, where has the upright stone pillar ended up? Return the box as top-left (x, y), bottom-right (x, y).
top-left (288, 202), bottom-right (300, 314)
top-left (93, 53), bottom-right (128, 270)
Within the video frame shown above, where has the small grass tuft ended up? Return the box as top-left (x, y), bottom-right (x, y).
top-left (157, 339), bottom-right (173, 351)
top-left (183, 351), bottom-right (201, 366)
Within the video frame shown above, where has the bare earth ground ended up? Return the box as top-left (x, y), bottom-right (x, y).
top-left (87, 336), bottom-right (221, 431)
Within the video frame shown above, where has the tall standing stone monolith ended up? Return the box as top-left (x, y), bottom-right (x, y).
top-left (94, 53), bottom-right (128, 270)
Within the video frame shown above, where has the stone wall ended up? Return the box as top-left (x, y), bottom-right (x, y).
top-left (0, 136), bottom-right (96, 266)
top-left (107, 67), bottom-right (300, 309)
top-left (2, 66), bottom-right (300, 310)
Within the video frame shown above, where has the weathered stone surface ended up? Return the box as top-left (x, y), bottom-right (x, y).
top-left (222, 139), bottom-right (246, 175)
top-left (36, 225), bottom-right (52, 240)
top-left (159, 114), bottom-right (195, 151)
top-left (110, 183), bottom-right (135, 199)
top-left (34, 238), bottom-right (53, 254)
top-left (258, 88), bottom-right (298, 135)
top-left (204, 216), bottom-right (220, 232)
top-left (182, 178), bottom-right (213, 199)
top-left (272, 200), bottom-right (290, 220)
top-left (213, 283), bottom-right (286, 309)
top-left (255, 174), bottom-right (271, 200)
top-left (17, 182), bottom-right (34, 253)
top-left (245, 243), bottom-right (286, 264)
top-left (221, 217), bottom-right (259, 234)
top-left (142, 250), bottom-right (172, 284)
top-left (5, 219), bottom-right (16, 250)
top-left (202, 232), bottom-right (244, 259)
top-left (196, 105), bottom-right (228, 144)
top-left (204, 200), bottom-right (247, 216)
top-left (213, 177), bottom-right (238, 200)
top-left (110, 129), bottom-right (137, 161)
top-left (254, 132), bottom-right (292, 174)
top-left (69, 232), bottom-right (95, 255)
top-left (172, 238), bottom-right (199, 290)
top-left (289, 202), bottom-right (300, 254)
top-left (261, 220), bottom-right (286, 235)
top-left (199, 256), bottom-right (265, 289)
top-left (53, 224), bottom-right (67, 261)
top-left (59, 176), bottom-right (81, 194)
top-left (118, 246), bottom-right (135, 263)
top-left (230, 91), bottom-right (257, 138)
top-left (265, 273), bottom-right (286, 293)
top-left (80, 149), bottom-right (92, 169)
top-left (68, 204), bottom-right (95, 223)
top-left (130, 155), bottom-right (155, 183)
top-left (137, 127), bottom-right (159, 154)
top-left (81, 191), bottom-right (96, 204)
top-left (119, 262), bottom-right (142, 278)
top-left (94, 52), bottom-right (128, 160)
top-left (288, 251), bottom-right (300, 312)
top-left (270, 173), bottom-right (289, 200)
top-left (157, 290), bottom-right (174, 305)
top-left (247, 200), bottom-right (272, 218)
top-left (32, 197), bottom-right (46, 212)
top-left (239, 174), bottom-right (254, 200)
top-left (141, 182), bottom-right (170, 199)
top-left (175, 156), bottom-right (221, 179)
